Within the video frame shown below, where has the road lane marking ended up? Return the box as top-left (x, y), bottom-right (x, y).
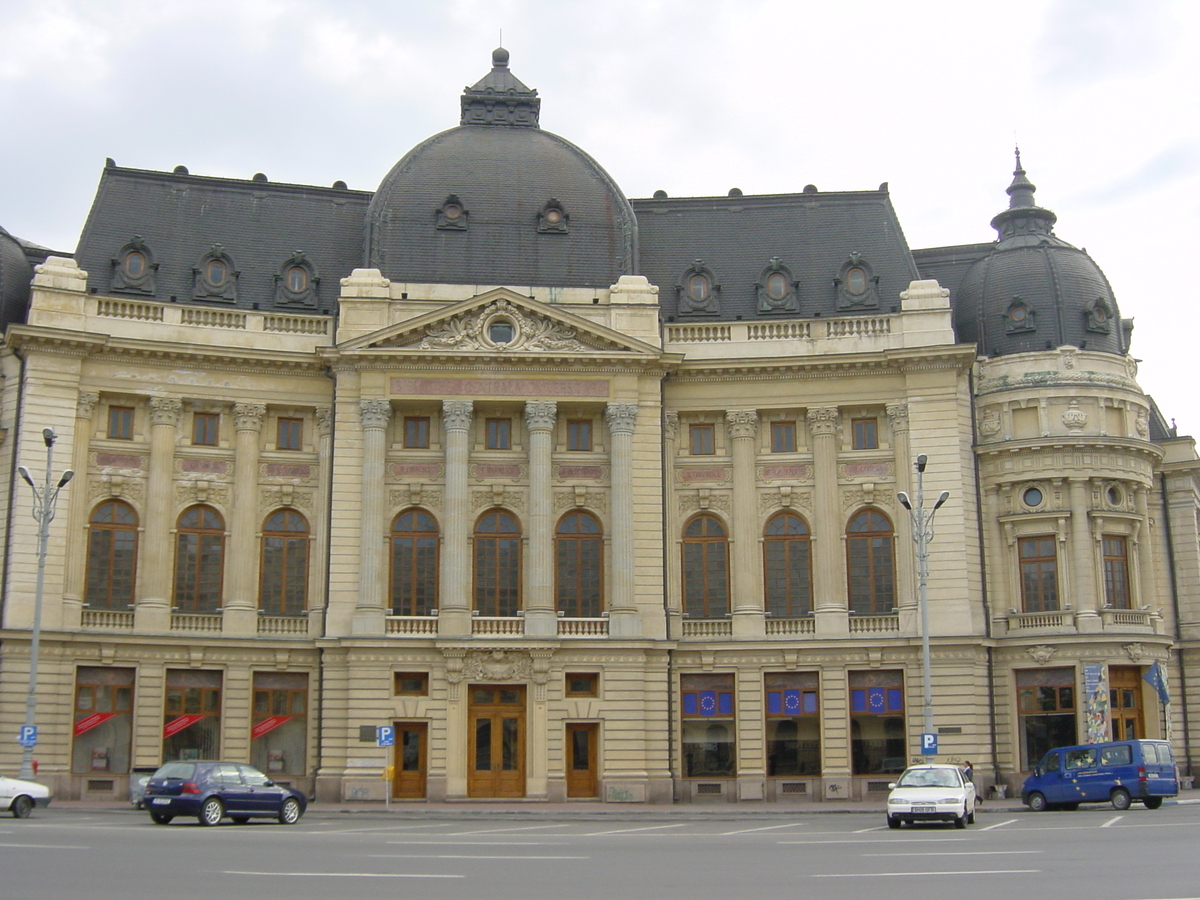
top-left (584, 823), bottom-right (692, 835)
top-left (387, 840), bottom-right (563, 846)
top-left (854, 825), bottom-right (887, 833)
top-left (862, 850), bottom-right (1042, 857)
top-left (223, 871), bottom-right (463, 879)
top-left (979, 818), bottom-right (1018, 831)
top-left (0, 842), bottom-right (90, 849)
top-left (368, 854), bottom-right (587, 860)
top-left (720, 822), bottom-right (806, 835)
top-left (781, 838), bottom-right (975, 845)
top-left (1101, 816), bottom-right (1123, 827)
top-left (450, 824), bottom-right (571, 835)
top-left (812, 869), bottom-right (1040, 878)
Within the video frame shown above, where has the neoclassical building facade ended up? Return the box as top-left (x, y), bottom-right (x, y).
top-left (1, 49), bottom-right (1198, 803)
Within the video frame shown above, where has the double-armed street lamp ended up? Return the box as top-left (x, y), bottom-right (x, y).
top-left (897, 454), bottom-right (949, 749)
top-left (16, 428), bottom-right (74, 780)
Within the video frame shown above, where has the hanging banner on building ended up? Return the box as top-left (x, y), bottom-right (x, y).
top-left (163, 715), bottom-right (206, 738)
top-left (1083, 664), bottom-right (1110, 744)
top-left (251, 716), bottom-right (292, 739)
top-left (74, 712), bottom-right (117, 737)
top-left (1144, 662), bottom-right (1171, 706)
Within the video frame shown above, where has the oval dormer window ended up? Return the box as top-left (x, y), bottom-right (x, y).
top-left (544, 207), bottom-right (563, 225)
top-left (687, 274), bottom-right (711, 304)
top-left (124, 250), bottom-right (146, 279)
top-left (443, 202), bottom-right (463, 221)
top-left (488, 321), bottom-right (514, 344)
top-left (207, 259), bottom-right (228, 286)
top-left (766, 271), bottom-right (788, 301)
top-left (286, 266), bottom-right (308, 292)
top-left (1094, 306), bottom-right (1108, 323)
top-left (846, 267), bottom-right (867, 295)
top-left (1010, 306), bottom-right (1027, 322)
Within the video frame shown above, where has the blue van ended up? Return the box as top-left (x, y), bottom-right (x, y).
top-left (1021, 739), bottom-right (1178, 811)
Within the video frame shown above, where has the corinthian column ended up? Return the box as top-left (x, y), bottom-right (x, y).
top-left (352, 399), bottom-right (390, 635)
top-left (438, 400), bottom-right (474, 637)
top-left (807, 406), bottom-right (847, 636)
top-left (222, 403), bottom-right (265, 635)
top-left (135, 396), bottom-right (182, 633)
top-left (62, 391), bottom-right (98, 628)
top-left (1070, 477), bottom-right (1101, 632)
top-left (524, 400), bottom-right (557, 637)
top-left (727, 409), bottom-right (764, 638)
top-left (310, 407), bottom-right (333, 636)
top-left (887, 403), bottom-right (917, 618)
top-left (606, 402), bottom-right (641, 637)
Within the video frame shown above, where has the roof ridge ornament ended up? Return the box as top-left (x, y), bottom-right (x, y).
top-left (989, 147), bottom-right (1057, 241)
top-left (460, 46), bottom-right (541, 127)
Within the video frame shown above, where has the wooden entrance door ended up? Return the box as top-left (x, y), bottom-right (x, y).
top-left (1110, 666), bottom-right (1144, 740)
top-left (467, 685), bottom-right (526, 798)
top-left (566, 723), bottom-right (598, 798)
top-left (392, 722), bottom-right (427, 799)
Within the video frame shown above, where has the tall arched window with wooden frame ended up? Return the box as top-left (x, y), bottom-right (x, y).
top-left (682, 514), bottom-right (729, 619)
top-left (764, 512), bottom-right (812, 618)
top-left (1102, 534), bottom-right (1131, 609)
top-left (85, 500), bottom-right (139, 609)
top-left (173, 505), bottom-right (225, 613)
top-left (259, 509), bottom-right (309, 616)
top-left (555, 511), bottom-right (603, 618)
top-left (391, 509), bottom-right (439, 616)
top-left (846, 509), bottom-right (895, 615)
top-left (474, 510), bottom-right (521, 617)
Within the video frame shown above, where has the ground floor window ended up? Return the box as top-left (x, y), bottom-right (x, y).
top-left (251, 672), bottom-right (308, 776)
top-left (72, 666), bottom-right (134, 774)
top-left (849, 670), bottom-right (905, 775)
top-left (681, 674), bottom-right (735, 777)
top-left (163, 668), bottom-right (222, 762)
top-left (765, 672), bottom-right (820, 776)
top-left (1017, 667), bottom-right (1076, 769)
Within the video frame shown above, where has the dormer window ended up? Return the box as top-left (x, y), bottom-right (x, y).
top-left (437, 195), bottom-right (469, 230)
top-left (286, 266), bottom-right (307, 292)
top-left (110, 236), bottom-right (158, 295)
top-left (1085, 298), bottom-right (1113, 334)
top-left (835, 253), bottom-right (878, 310)
top-left (537, 199), bottom-right (569, 234)
top-left (192, 244), bottom-right (238, 302)
top-left (1006, 297), bottom-right (1036, 334)
top-left (273, 251), bottom-right (320, 309)
top-left (846, 267), bottom-right (867, 295)
top-left (206, 259), bottom-right (227, 286)
top-left (757, 258), bottom-right (798, 313)
top-left (677, 260), bottom-right (720, 316)
top-left (124, 251), bottom-right (146, 279)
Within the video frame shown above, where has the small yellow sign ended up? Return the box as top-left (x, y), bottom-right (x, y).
top-left (383, 765), bottom-right (395, 781)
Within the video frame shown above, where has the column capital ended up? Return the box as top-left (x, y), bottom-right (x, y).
top-left (524, 400), bottom-right (558, 433)
top-left (360, 398), bottom-right (392, 430)
top-left (806, 406), bottom-right (839, 436)
top-left (149, 396), bottom-right (183, 427)
top-left (442, 399), bottom-right (474, 432)
top-left (77, 391), bottom-right (99, 420)
top-left (725, 408), bottom-right (758, 440)
top-left (234, 402), bottom-right (266, 432)
top-left (605, 402), bottom-right (639, 435)
top-left (315, 407), bottom-right (333, 438)
top-left (886, 402), bottom-right (910, 432)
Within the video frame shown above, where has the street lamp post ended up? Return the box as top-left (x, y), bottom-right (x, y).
top-left (897, 454), bottom-right (949, 749)
top-left (16, 428), bottom-right (74, 780)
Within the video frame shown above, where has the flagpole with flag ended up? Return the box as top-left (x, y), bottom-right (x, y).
top-left (1144, 662), bottom-right (1172, 744)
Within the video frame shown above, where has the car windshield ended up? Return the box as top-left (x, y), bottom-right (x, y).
top-left (153, 762), bottom-right (196, 780)
top-left (897, 768), bottom-right (960, 788)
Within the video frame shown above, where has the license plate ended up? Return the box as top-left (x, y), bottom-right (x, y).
top-left (151, 798), bottom-right (171, 805)
top-left (912, 805), bottom-right (936, 813)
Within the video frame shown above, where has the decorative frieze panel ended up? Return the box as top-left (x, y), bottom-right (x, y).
top-left (177, 458), bottom-right (231, 477)
top-left (759, 487), bottom-right (813, 514)
top-left (260, 463), bottom-right (315, 482)
top-left (1026, 644), bottom-right (1058, 664)
top-left (678, 490), bottom-right (731, 516)
top-left (176, 481), bottom-right (230, 506)
top-left (390, 463), bottom-right (443, 480)
top-left (88, 475), bottom-right (145, 503)
top-left (553, 489), bottom-right (607, 515)
top-left (758, 464), bottom-right (811, 482)
top-left (839, 462), bottom-right (892, 479)
top-left (389, 487), bottom-right (443, 511)
top-left (92, 452), bottom-right (145, 471)
top-left (555, 465), bottom-right (608, 482)
top-left (471, 487), bottom-right (525, 512)
top-left (471, 464), bottom-right (525, 481)
top-left (841, 487), bottom-right (892, 511)
top-left (676, 467), bottom-right (730, 484)
top-left (411, 298), bottom-right (613, 353)
top-left (261, 485), bottom-right (313, 512)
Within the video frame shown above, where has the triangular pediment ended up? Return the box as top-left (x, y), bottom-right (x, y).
top-left (340, 288), bottom-right (662, 357)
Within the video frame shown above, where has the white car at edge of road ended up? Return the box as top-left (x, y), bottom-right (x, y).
top-left (0, 774), bottom-right (52, 818)
top-left (886, 764), bottom-right (976, 829)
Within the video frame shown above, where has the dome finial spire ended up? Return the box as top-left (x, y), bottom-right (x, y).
top-left (989, 147), bottom-right (1057, 240)
top-left (1006, 145), bottom-right (1036, 209)
top-left (460, 46), bottom-right (540, 127)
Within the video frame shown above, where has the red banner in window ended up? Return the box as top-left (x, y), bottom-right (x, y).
top-left (163, 714), bottom-right (206, 738)
top-left (251, 716), bottom-right (292, 739)
top-left (74, 712), bottom-right (118, 736)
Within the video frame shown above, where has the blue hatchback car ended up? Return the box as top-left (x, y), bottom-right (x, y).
top-left (143, 761), bottom-right (306, 826)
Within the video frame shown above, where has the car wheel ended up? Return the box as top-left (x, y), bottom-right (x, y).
top-left (1027, 791), bottom-right (1048, 812)
top-left (954, 807), bottom-right (967, 828)
top-left (1111, 787), bottom-right (1132, 811)
top-left (150, 811), bottom-right (173, 825)
top-left (11, 796), bottom-right (33, 819)
top-left (231, 816), bottom-right (250, 824)
top-left (1144, 797), bottom-right (1164, 810)
top-left (278, 798), bottom-right (301, 825)
top-left (966, 807), bottom-right (975, 825)
top-left (886, 816), bottom-right (901, 829)
top-left (199, 797), bottom-right (224, 826)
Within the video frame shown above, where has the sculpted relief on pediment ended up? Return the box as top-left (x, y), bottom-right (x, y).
top-left (391, 299), bottom-right (615, 353)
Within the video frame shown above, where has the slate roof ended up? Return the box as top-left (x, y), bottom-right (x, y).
top-left (0, 225), bottom-right (34, 329)
top-left (911, 242), bottom-right (993, 299)
top-left (632, 188), bottom-right (920, 322)
top-left (74, 164), bottom-right (371, 313)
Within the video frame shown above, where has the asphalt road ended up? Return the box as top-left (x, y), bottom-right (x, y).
top-left (4, 803), bottom-right (1199, 900)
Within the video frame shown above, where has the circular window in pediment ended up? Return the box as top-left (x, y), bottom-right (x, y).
top-left (488, 320), bottom-right (515, 345)
top-left (1022, 487), bottom-right (1044, 508)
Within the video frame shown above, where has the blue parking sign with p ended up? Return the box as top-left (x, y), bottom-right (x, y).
top-left (921, 733), bottom-right (938, 755)
top-left (17, 725), bottom-right (37, 747)
top-left (377, 725), bottom-right (395, 747)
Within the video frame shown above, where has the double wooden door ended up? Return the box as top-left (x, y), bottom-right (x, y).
top-left (468, 685), bottom-right (526, 798)
top-left (392, 722), bottom-right (427, 799)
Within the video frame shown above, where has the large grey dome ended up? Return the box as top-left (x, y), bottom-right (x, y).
top-left (0, 225), bottom-right (34, 329)
top-left (953, 154), bottom-right (1127, 357)
top-left (365, 49), bottom-right (637, 289)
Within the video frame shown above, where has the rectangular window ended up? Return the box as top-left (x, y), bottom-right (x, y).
top-left (849, 670), bottom-right (905, 775)
top-left (107, 406), bottom-right (134, 440)
top-left (394, 672), bottom-right (429, 696)
top-left (565, 673), bottom-right (599, 697)
top-left (764, 673), bottom-right (820, 776)
top-left (851, 417), bottom-right (878, 450)
top-left (404, 416), bottom-right (430, 449)
top-left (72, 666), bottom-right (135, 775)
top-left (771, 421), bottom-right (796, 453)
top-left (192, 413), bottom-right (219, 446)
top-left (567, 419), bottom-right (593, 451)
top-left (1102, 535), bottom-right (1130, 609)
top-left (681, 674), bottom-right (735, 777)
top-left (486, 418), bottom-right (512, 450)
top-left (1019, 536), bottom-right (1059, 612)
top-left (251, 671), bottom-right (307, 776)
top-left (277, 417), bottom-right (302, 451)
top-left (1016, 667), bottom-right (1076, 769)
top-left (163, 669), bottom-right (222, 763)
top-left (689, 424), bottom-right (715, 455)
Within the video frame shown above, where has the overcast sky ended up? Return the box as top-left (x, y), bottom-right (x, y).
top-left (2, 0), bottom-right (1197, 433)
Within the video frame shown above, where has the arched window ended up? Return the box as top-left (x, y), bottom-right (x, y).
top-left (259, 509), bottom-right (309, 616)
top-left (555, 512), bottom-right (603, 617)
top-left (85, 501), bottom-right (138, 609)
top-left (682, 514), bottom-right (729, 619)
top-left (474, 510), bottom-right (521, 616)
top-left (764, 512), bottom-right (812, 617)
top-left (173, 505), bottom-right (224, 613)
top-left (391, 509), bottom-right (439, 616)
top-left (847, 510), bottom-right (895, 615)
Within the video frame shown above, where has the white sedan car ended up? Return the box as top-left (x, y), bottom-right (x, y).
top-left (886, 764), bottom-right (976, 828)
top-left (0, 774), bottom-right (52, 818)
